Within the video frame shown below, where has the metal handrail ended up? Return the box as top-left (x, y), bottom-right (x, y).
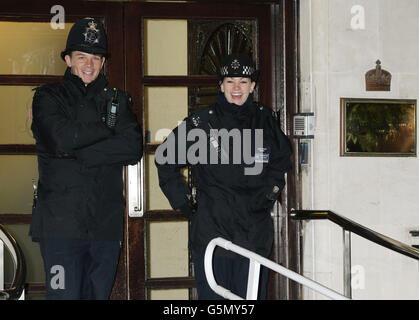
top-left (0, 224), bottom-right (26, 300)
top-left (290, 210), bottom-right (419, 261)
top-left (291, 209), bottom-right (419, 298)
top-left (204, 237), bottom-right (349, 300)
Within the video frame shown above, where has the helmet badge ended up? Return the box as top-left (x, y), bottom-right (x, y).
top-left (83, 20), bottom-right (100, 44)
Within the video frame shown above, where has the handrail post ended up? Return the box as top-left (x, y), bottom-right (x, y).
top-left (0, 240), bottom-right (3, 291)
top-left (246, 260), bottom-right (261, 300)
top-left (343, 229), bottom-right (352, 299)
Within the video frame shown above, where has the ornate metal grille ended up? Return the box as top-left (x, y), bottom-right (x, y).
top-left (188, 19), bottom-right (258, 112)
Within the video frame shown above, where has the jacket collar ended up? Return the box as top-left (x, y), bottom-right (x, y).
top-left (216, 93), bottom-right (254, 116)
top-left (63, 67), bottom-right (108, 98)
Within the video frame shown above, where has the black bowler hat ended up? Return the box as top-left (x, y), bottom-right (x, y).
top-left (217, 53), bottom-right (258, 82)
top-left (61, 17), bottom-right (108, 60)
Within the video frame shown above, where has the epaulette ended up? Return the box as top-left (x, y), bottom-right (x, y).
top-left (102, 87), bottom-right (132, 104)
top-left (256, 102), bottom-right (278, 119)
top-left (189, 105), bottom-right (215, 128)
top-left (33, 82), bottom-right (68, 106)
top-left (33, 82), bottom-right (59, 93)
top-left (103, 87), bottom-right (118, 99)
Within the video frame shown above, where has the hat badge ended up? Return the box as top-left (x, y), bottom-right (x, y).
top-left (231, 59), bottom-right (240, 69)
top-left (83, 20), bottom-right (100, 44)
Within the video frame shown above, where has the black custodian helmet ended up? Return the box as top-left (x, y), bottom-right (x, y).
top-left (217, 53), bottom-right (258, 82)
top-left (61, 17), bottom-right (108, 60)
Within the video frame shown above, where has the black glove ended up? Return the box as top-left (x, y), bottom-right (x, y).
top-left (250, 185), bottom-right (281, 212)
top-left (178, 201), bottom-right (197, 219)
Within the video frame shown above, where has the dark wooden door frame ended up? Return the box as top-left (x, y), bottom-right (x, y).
top-left (124, 1), bottom-right (274, 300)
top-left (279, 0), bottom-right (301, 300)
top-left (123, 0), bottom-right (300, 300)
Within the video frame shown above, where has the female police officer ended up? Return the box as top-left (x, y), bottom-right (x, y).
top-left (155, 53), bottom-right (292, 299)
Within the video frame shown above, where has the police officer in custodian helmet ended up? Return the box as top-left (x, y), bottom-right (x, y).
top-left (31, 18), bottom-right (143, 300)
top-left (155, 53), bottom-right (292, 299)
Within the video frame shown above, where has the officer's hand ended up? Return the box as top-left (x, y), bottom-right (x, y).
top-left (250, 186), bottom-right (280, 212)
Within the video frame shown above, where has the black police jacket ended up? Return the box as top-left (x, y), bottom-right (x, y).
top-left (30, 68), bottom-right (143, 241)
top-left (155, 94), bottom-right (292, 257)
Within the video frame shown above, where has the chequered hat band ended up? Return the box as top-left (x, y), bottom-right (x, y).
top-left (220, 65), bottom-right (255, 76)
top-left (220, 66), bottom-right (229, 75)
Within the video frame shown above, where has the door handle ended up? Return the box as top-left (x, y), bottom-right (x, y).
top-left (127, 156), bottom-right (145, 217)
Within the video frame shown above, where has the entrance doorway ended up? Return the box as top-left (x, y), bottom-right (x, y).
top-left (121, 1), bottom-right (298, 300)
